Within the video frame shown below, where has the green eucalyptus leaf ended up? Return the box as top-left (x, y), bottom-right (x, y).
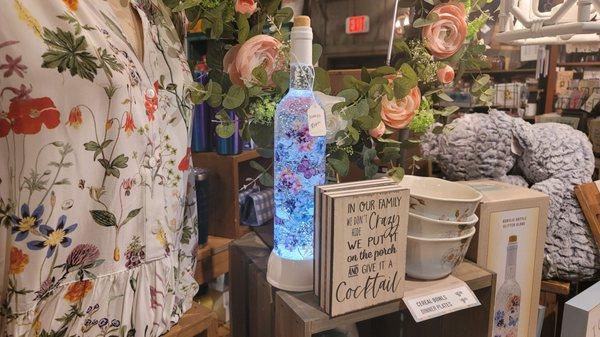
top-left (274, 6), bottom-right (294, 24)
top-left (207, 81), bottom-right (223, 107)
top-left (250, 160), bottom-right (267, 172)
top-left (361, 67), bottom-right (371, 82)
top-left (210, 18), bottom-right (224, 39)
top-left (259, 172), bottom-right (274, 187)
top-left (216, 122), bottom-right (235, 138)
top-left (347, 125), bottom-right (360, 143)
top-left (393, 78), bottom-right (411, 99)
top-left (356, 99), bottom-right (369, 118)
top-left (222, 85), bottom-right (246, 109)
top-left (413, 17), bottom-right (434, 28)
top-left (236, 13), bottom-right (250, 43)
top-left (343, 76), bottom-right (369, 94)
top-left (400, 63), bottom-right (418, 83)
top-left (249, 121), bottom-right (274, 148)
top-left (312, 44), bottom-right (323, 65)
top-left (371, 66), bottom-right (396, 78)
top-left (273, 70), bottom-right (290, 94)
top-left (252, 66), bottom-right (268, 86)
top-left (328, 150), bottom-right (349, 176)
top-left (313, 67), bottom-right (331, 94)
top-left (362, 146), bottom-right (379, 179)
top-left (247, 86), bottom-right (262, 97)
top-left (437, 92), bottom-right (454, 102)
top-left (337, 88), bottom-right (359, 102)
top-left (256, 147), bottom-right (274, 158)
top-left (387, 166), bottom-right (405, 182)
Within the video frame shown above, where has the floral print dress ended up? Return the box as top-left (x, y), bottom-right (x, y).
top-left (0, 1), bottom-right (198, 336)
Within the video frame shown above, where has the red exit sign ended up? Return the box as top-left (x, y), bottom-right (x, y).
top-left (345, 15), bottom-right (370, 34)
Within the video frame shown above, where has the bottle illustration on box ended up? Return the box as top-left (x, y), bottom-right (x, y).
top-left (493, 235), bottom-right (522, 337)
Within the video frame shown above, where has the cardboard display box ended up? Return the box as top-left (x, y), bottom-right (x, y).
top-left (561, 280), bottom-right (600, 336)
top-left (459, 180), bottom-right (549, 337)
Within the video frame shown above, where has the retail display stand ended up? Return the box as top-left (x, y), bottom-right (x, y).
top-left (230, 231), bottom-right (497, 337)
top-left (192, 150), bottom-right (271, 238)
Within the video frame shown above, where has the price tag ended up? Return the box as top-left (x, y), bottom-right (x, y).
top-left (307, 102), bottom-right (327, 137)
top-left (403, 278), bottom-right (480, 322)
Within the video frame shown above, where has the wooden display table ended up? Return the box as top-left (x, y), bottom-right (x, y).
top-left (230, 232), bottom-right (496, 337)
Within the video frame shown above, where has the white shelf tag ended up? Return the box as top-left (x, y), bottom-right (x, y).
top-left (403, 279), bottom-right (480, 322)
top-left (307, 102), bottom-right (327, 137)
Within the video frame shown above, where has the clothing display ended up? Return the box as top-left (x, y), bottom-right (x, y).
top-left (0, 0), bottom-right (198, 336)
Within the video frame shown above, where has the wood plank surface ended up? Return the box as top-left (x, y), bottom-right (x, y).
top-left (574, 182), bottom-right (600, 248)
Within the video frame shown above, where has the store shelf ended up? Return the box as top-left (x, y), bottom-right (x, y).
top-left (231, 232), bottom-right (496, 337)
top-left (557, 61), bottom-right (600, 68)
top-left (464, 68), bottom-right (537, 75)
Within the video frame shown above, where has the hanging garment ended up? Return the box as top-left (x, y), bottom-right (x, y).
top-left (0, 0), bottom-right (198, 336)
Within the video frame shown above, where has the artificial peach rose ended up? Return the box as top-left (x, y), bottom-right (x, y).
top-left (235, 0), bottom-right (257, 15)
top-left (437, 65), bottom-right (455, 84)
top-left (224, 35), bottom-right (283, 87)
top-left (369, 121), bottom-right (386, 138)
top-left (422, 3), bottom-right (467, 59)
top-left (380, 86), bottom-right (421, 129)
top-left (223, 45), bottom-right (243, 85)
top-left (64, 280), bottom-right (93, 303)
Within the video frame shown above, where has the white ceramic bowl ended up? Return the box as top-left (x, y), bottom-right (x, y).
top-left (406, 227), bottom-right (476, 280)
top-left (408, 212), bottom-right (478, 238)
top-left (400, 175), bottom-right (483, 221)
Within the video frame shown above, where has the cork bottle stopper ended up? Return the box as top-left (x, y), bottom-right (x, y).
top-left (509, 235), bottom-right (518, 243)
top-left (294, 15), bottom-right (311, 27)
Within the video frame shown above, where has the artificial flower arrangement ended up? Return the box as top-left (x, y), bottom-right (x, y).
top-left (168, 0), bottom-right (494, 183)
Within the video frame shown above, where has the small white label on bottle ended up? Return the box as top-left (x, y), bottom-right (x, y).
top-left (403, 280), bottom-right (480, 322)
top-left (307, 102), bottom-right (327, 137)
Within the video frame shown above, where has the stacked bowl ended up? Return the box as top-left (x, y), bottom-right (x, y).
top-left (400, 175), bottom-right (483, 280)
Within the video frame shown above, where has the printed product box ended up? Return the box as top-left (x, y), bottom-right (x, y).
top-left (561, 280), bottom-right (600, 337)
top-left (459, 180), bottom-right (549, 337)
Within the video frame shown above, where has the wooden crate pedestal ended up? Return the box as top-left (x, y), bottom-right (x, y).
top-left (230, 232), bottom-right (497, 337)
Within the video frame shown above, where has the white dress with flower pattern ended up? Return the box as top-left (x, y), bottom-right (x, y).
top-left (0, 0), bottom-right (198, 336)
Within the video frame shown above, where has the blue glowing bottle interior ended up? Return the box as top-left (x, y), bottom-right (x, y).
top-left (273, 63), bottom-right (326, 261)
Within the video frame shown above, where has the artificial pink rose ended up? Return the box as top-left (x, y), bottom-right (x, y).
top-left (437, 65), bottom-right (455, 84)
top-left (422, 2), bottom-right (467, 59)
top-left (223, 35), bottom-right (283, 87)
top-left (223, 44), bottom-right (243, 85)
top-left (235, 0), bottom-right (258, 15)
top-left (369, 121), bottom-right (386, 138)
top-left (380, 86), bottom-right (421, 129)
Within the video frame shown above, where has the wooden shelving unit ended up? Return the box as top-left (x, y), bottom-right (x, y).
top-left (195, 236), bottom-right (234, 284)
top-left (230, 232), bottom-right (496, 337)
top-left (192, 150), bottom-right (269, 239)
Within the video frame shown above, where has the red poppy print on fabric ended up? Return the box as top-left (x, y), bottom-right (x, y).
top-left (8, 97), bottom-right (60, 135)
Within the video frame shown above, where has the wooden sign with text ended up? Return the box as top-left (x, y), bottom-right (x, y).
top-left (320, 186), bottom-right (409, 316)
